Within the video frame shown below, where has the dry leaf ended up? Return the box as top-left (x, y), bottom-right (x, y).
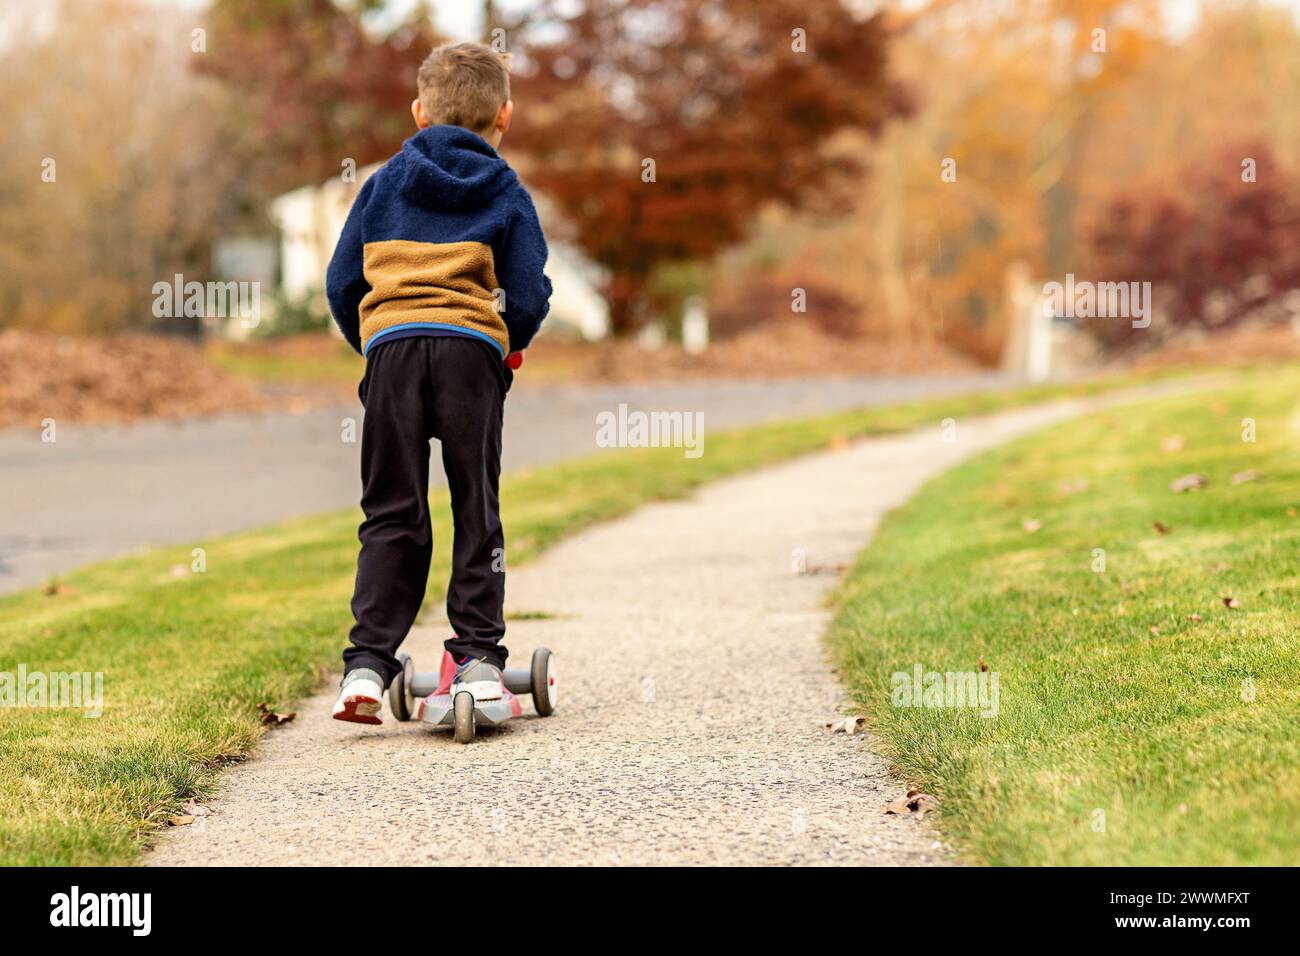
top-left (1170, 474), bottom-right (1208, 493)
top-left (828, 433), bottom-right (848, 452)
top-left (258, 703), bottom-right (297, 726)
top-left (1223, 597), bottom-right (1240, 609)
top-left (1212, 562), bottom-right (1230, 572)
top-left (1149, 626), bottom-right (1160, 636)
top-left (167, 815), bottom-right (195, 827)
top-left (824, 716), bottom-right (864, 735)
top-left (1185, 614), bottom-right (1203, 623)
top-left (1231, 470), bottom-right (1258, 486)
top-left (978, 654), bottom-right (989, 673)
top-left (44, 579), bottom-right (74, 597)
top-left (1153, 521), bottom-right (1173, 535)
top-left (181, 800), bottom-right (210, 817)
top-left (883, 789), bottom-right (940, 818)
top-left (1022, 518), bottom-right (1042, 533)
top-left (1161, 435), bottom-right (1185, 453)
top-left (0, 329), bottom-right (277, 428)
top-left (1288, 507), bottom-right (1297, 518)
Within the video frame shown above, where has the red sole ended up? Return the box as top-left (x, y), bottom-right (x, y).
top-left (332, 696), bottom-right (382, 726)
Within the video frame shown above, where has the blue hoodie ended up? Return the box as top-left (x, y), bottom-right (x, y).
top-left (326, 125), bottom-right (552, 358)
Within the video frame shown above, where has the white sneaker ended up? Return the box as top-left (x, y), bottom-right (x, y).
top-left (449, 657), bottom-right (503, 701)
top-left (332, 668), bottom-right (384, 725)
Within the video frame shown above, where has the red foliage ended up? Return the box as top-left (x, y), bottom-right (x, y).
top-left (1087, 143), bottom-right (1300, 348)
top-left (197, 0), bottom-right (439, 199)
top-left (509, 0), bottom-right (910, 334)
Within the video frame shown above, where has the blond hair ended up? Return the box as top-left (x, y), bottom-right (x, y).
top-left (417, 42), bottom-right (511, 135)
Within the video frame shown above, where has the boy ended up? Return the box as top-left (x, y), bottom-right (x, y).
top-left (326, 42), bottom-right (551, 724)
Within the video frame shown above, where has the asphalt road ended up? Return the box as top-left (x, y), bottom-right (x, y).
top-left (0, 373), bottom-right (1009, 595)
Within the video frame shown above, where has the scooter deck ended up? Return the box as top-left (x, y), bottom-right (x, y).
top-left (416, 690), bottom-right (523, 728)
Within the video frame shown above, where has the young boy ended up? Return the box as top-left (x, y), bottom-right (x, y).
top-left (326, 42), bottom-right (551, 724)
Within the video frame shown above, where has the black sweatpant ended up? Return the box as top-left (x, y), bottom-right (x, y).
top-left (343, 335), bottom-right (512, 684)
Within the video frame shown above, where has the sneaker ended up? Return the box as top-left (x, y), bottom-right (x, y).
top-left (450, 656), bottom-right (503, 701)
top-left (332, 668), bottom-right (384, 725)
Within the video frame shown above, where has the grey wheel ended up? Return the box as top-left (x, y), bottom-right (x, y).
top-left (453, 691), bottom-right (476, 743)
top-left (389, 653), bottom-right (414, 722)
top-left (531, 647), bottom-right (556, 717)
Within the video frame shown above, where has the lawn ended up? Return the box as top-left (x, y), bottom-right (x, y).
top-left (827, 366), bottom-right (1300, 865)
top-left (0, 366), bottom-right (1216, 864)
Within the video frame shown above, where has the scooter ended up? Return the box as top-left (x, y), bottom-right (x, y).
top-left (388, 648), bottom-right (556, 743)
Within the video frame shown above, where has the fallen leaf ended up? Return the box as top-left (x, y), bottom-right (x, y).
top-left (258, 703), bottom-right (297, 726)
top-left (1212, 562), bottom-right (1230, 572)
top-left (167, 815), bottom-right (195, 827)
top-left (181, 800), bottom-right (210, 817)
top-left (1231, 469), bottom-right (1258, 486)
top-left (883, 789), bottom-right (940, 818)
top-left (43, 579), bottom-right (74, 597)
top-left (1022, 518), bottom-right (1042, 533)
top-left (1185, 614), bottom-right (1203, 623)
top-left (1170, 474), bottom-right (1208, 493)
top-left (1223, 597), bottom-right (1240, 609)
top-left (1153, 521), bottom-right (1173, 535)
top-left (824, 716), bottom-right (864, 735)
top-left (1149, 626), bottom-right (1160, 636)
top-left (1288, 507), bottom-right (1297, 518)
top-left (1161, 434), bottom-right (1185, 453)
top-left (828, 433), bottom-right (848, 452)
top-left (978, 654), bottom-right (989, 673)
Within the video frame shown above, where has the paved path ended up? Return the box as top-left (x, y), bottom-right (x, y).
top-left (148, 397), bottom-right (1100, 867)
top-left (0, 374), bottom-right (1009, 595)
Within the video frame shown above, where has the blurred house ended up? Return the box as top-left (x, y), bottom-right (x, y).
top-left (261, 164), bottom-right (609, 341)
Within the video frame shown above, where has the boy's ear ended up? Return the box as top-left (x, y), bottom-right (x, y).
top-left (411, 98), bottom-right (431, 129)
top-left (495, 100), bottom-right (513, 135)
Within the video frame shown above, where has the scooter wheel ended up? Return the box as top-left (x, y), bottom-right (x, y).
top-left (531, 647), bottom-right (556, 717)
top-left (389, 653), bottom-right (414, 722)
top-left (453, 691), bottom-right (476, 743)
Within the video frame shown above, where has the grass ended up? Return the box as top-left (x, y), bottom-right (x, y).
top-left (0, 365), bottom-right (1218, 864)
top-left (827, 365), bottom-right (1300, 865)
top-left (206, 336), bottom-right (362, 385)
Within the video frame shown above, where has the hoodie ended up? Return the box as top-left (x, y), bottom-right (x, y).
top-left (326, 125), bottom-right (552, 358)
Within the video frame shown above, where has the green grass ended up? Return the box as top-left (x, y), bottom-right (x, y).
top-left (0, 366), bottom-right (1219, 865)
top-left (206, 337), bottom-right (362, 384)
top-left (827, 366), bottom-right (1300, 865)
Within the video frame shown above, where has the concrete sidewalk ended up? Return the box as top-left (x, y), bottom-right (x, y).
top-left (147, 397), bottom-right (1096, 867)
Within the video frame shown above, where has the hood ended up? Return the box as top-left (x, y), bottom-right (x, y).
top-left (398, 125), bottom-right (518, 212)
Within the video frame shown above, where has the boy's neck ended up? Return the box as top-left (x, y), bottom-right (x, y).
top-left (417, 123), bottom-right (502, 150)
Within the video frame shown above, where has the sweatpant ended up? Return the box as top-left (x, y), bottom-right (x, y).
top-left (343, 335), bottom-right (512, 685)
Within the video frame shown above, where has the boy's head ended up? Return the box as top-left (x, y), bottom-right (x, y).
top-left (413, 42), bottom-right (513, 148)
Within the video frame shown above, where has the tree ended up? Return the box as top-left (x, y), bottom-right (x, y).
top-left (1087, 143), bottom-right (1300, 349)
top-left (508, 0), bottom-right (909, 335)
top-left (0, 0), bottom-right (245, 334)
top-left (197, 0), bottom-right (440, 203)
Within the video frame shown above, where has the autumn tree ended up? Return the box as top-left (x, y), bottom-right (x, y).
top-left (0, 0), bottom-right (244, 333)
top-left (1087, 143), bottom-right (1300, 349)
top-left (508, 0), bottom-right (910, 335)
top-left (197, 0), bottom-right (440, 203)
